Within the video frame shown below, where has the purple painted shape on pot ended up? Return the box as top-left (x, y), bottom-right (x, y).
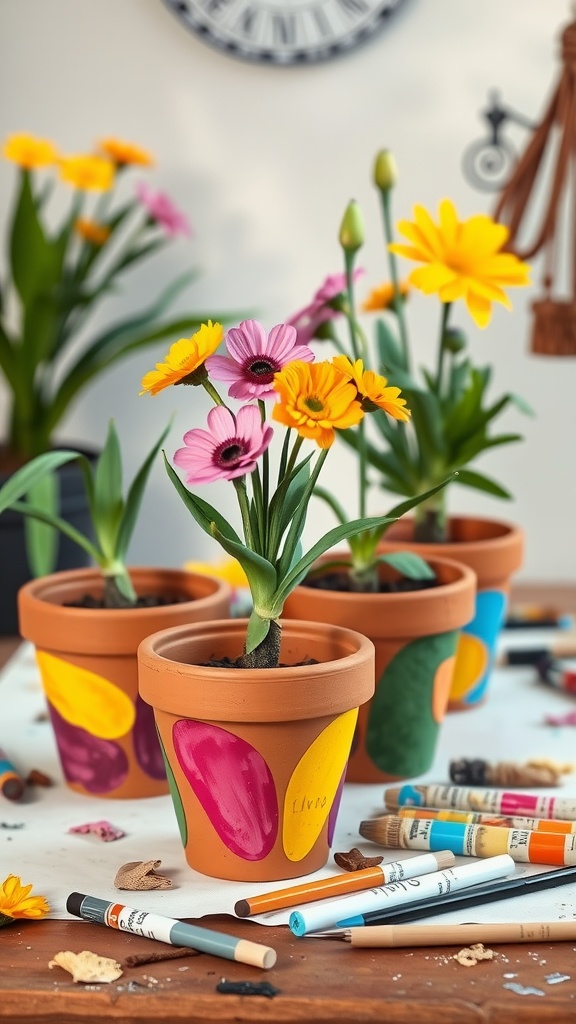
top-left (133, 695), bottom-right (167, 780)
top-left (48, 702), bottom-right (129, 794)
top-left (172, 719), bottom-right (278, 861)
top-left (327, 767), bottom-right (347, 847)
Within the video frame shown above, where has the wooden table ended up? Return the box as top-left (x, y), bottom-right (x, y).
top-left (2, 584), bottom-right (576, 1023)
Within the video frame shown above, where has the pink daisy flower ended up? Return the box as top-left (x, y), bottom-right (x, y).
top-left (135, 181), bottom-right (191, 237)
top-left (205, 319), bottom-right (314, 401)
top-left (286, 270), bottom-right (364, 345)
top-left (174, 404), bottom-right (273, 484)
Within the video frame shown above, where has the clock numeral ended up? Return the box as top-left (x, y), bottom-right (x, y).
top-left (238, 4), bottom-right (258, 36)
top-left (202, 0), bottom-right (233, 14)
top-left (312, 6), bottom-right (331, 37)
top-left (334, 0), bottom-right (369, 15)
top-left (272, 13), bottom-right (296, 46)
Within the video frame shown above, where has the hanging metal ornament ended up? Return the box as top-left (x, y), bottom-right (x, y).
top-left (494, 13), bottom-right (576, 355)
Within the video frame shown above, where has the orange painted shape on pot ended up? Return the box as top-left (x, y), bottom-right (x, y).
top-left (431, 655), bottom-right (456, 724)
top-left (283, 708), bottom-right (358, 862)
top-left (35, 650), bottom-right (135, 739)
top-left (448, 633), bottom-right (489, 704)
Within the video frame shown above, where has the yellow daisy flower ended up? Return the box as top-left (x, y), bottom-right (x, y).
top-left (388, 199), bottom-right (531, 328)
top-left (58, 154), bottom-right (115, 192)
top-left (362, 279), bottom-right (410, 312)
top-left (0, 875), bottom-right (50, 925)
top-left (3, 132), bottom-right (58, 170)
top-left (75, 218), bottom-right (111, 246)
top-left (140, 321), bottom-right (224, 396)
top-left (333, 356), bottom-right (411, 422)
top-left (272, 359), bottom-right (364, 449)
top-left (97, 137), bottom-right (154, 167)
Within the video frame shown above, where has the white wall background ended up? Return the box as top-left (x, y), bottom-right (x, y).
top-left (0, 0), bottom-right (572, 581)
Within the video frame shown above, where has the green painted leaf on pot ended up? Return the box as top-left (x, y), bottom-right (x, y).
top-left (365, 632), bottom-right (458, 779)
top-left (157, 727), bottom-right (188, 848)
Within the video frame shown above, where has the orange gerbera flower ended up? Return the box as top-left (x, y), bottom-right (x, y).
top-left (0, 875), bottom-right (50, 925)
top-left (333, 356), bottom-right (411, 422)
top-left (388, 199), bottom-right (530, 327)
top-left (59, 154), bottom-right (115, 191)
top-left (3, 132), bottom-right (58, 169)
top-left (272, 359), bottom-right (364, 449)
top-left (140, 321), bottom-right (224, 396)
top-left (75, 218), bottom-right (111, 246)
top-left (97, 137), bottom-right (154, 167)
top-left (362, 279), bottom-right (410, 312)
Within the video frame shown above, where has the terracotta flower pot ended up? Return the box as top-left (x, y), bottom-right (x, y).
top-left (17, 567), bottom-right (231, 800)
top-left (283, 556), bottom-right (476, 784)
top-left (380, 517), bottom-right (524, 710)
top-left (137, 618), bottom-right (375, 881)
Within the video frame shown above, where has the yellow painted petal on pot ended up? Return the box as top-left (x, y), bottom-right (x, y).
top-left (283, 708), bottom-right (358, 862)
top-left (35, 651), bottom-right (135, 740)
top-left (448, 634), bottom-right (489, 702)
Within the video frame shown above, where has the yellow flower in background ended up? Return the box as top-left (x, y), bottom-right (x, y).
top-left (75, 218), bottom-right (111, 246)
top-left (333, 356), bottom-right (411, 422)
top-left (388, 199), bottom-right (531, 328)
top-left (273, 359), bottom-right (363, 449)
top-left (3, 132), bottom-right (58, 169)
top-left (97, 137), bottom-right (154, 167)
top-left (362, 279), bottom-right (410, 312)
top-left (58, 154), bottom-right (115, 191)
top-left (0, 875), bottom-right (50, 925)
top-left (140, 321), bottom-right (224, 396)
top-left (184, 558), bottom-right (249, 590)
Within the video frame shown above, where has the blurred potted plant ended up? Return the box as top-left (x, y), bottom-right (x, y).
top-left (0, 131), bottom-right (236, 633)
top-left (10, 413), bottom-right (231, 799)
top-left (136, 317), bottom-right (441, 880)
top-left (288, 151), bottom-right (531, 712)
top-left (282, 205), bottom-right (477, 782)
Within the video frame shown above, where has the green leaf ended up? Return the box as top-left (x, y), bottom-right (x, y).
top-left (407, 390), bottom-right (447, 468)
top-left (163, 455), bottom-right (242, 545)
top-left (9, 171), bottom-right (51, 307)
top-left (0, 450), bottom-right (81, 515)
top-left (10, 500), bottom-right (101, 562)
top-left (245, 611), bottom-right (271, 655)
top-left (375, 318), bottom-right (405, 371)
top-left (23, 472), bottom-right (59, 576)
top-left (210, 523), bottom-right (277, 612)
top-left (93, 422), bottom-right (124, 560)
top-left (378, 551), bottom-right (435, 580)
top-left (508, 392), bottom-right (534, 416)
top-left (115, 420), bottom-right (172, 561)
top-left (453, 467), bottom-right (511, 498)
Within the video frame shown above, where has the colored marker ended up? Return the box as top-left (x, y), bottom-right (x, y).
top-left (66, 892), bottom-right (276, 969)
top-left (537, 655), bottom-right (576, 695)
top-left (0, 748), bottom-right (25, 801)
top-left (289, 855), bottom-right (514, 935)
top-left (384, 783), bottom-right (576, 820)
top-left (394, 806), bottom-right (576, 834)
top-left (359, 815), bottom-right (576, 867)
top-left (234, 851), bottom-right (454, 918)
top-left (331, 920), bottom-right (576, 947)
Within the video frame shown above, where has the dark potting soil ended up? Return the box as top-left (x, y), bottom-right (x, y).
top-left (64, 593), bottom-right (189, 609)
top-left (200, 656), bottom-right (319, 669)
top-left (302, 572), bottom-right (438, 594)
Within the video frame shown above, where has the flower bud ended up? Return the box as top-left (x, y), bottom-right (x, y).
top-left (339, 200), bottom-right (365, 253)
top-left (442, 327), bottom-right (467, 354)
top-left (373, 150), bottom-right (397, 192)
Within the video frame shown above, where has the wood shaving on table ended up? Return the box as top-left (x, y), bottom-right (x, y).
top-left (114, 859), bottom-right (173, 891)
top-left (49, 950), bottom-right (123, 983)
top-left (453, 943), bottom-right (495, 967)
top-left (68, 820), bottom-right (125, 842)
top-left (125, 947), bottom-right (200, 967)
top-left (333, 847), bottom-right (384, 870)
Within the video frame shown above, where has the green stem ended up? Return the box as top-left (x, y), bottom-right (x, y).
top-left (202, 379), bottom-right (226, 407)
top-left (435, 303), bottom-right (452, 398)
top-left (233, 476), bottom-right (255, 549)
top-left (240, 619), bottom-right (281, 669)
top-left (380, 190), bottom-right (411, 372)
top-left (344, 251), bottom-right (365, 362)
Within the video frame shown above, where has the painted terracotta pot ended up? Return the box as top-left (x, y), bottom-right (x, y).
top-left (380, 517), bottom-right (524, 710)
top-left (283, 556), bottom-right (476, 784)
top-left (17, 567), bottom-right (231, 800)
top-left (138, 618), bottom-right (375, 881)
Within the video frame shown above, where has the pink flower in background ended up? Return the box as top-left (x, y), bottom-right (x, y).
top-left (287, 269), bottom-right (365, 345)
top-left (206, 319), bottom-right (314, 401)
top-left (135, 181), bottom-right (191, 237)
top-left (174, 404), bottom-right (273, 484)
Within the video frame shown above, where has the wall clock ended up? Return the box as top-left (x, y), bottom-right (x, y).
top-left (162, 0), bottom-right (408, 66)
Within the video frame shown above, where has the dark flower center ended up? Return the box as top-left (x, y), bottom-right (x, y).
top-left (215, 441), bottom-right (244, 467)
top-left (245, 357), bottom-right (279, 384)
top-left (304, 396), bottom-right (324, 413)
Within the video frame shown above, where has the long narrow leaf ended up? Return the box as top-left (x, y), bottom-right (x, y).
top-left (23, 472), bottom-right (59, 576)
top-left (0, 451), bottom-right (81, 514)
top-left (163, 455), bottom-right (242, 544)
top-left (10, 500), bottom-right (102, 562)
top-left (115, 421), bottom-right (172, 560)
top-left (93, 422), bottom-right (124, 560)
top-left (210, 523), bottom-right (277, 612)
top-left (453, 468), bottom-right (511, 498)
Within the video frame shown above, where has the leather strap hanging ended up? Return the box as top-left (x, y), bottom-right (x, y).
top-left (494, 18), bottom-right (576, 354)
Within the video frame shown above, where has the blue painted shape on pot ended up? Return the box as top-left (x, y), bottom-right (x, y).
top-left (449, 589), bottom-right (507, 707)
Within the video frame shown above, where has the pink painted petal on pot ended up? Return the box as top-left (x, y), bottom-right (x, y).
top-left (48, 703), bottom-right (129, 794)
top-left (172, 720), bottom-right (278, 861)
top-left (133, 696), bottom-right (167, 781)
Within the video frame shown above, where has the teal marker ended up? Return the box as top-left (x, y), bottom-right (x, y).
top-left (66, 892), bottom-right (276, 969)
